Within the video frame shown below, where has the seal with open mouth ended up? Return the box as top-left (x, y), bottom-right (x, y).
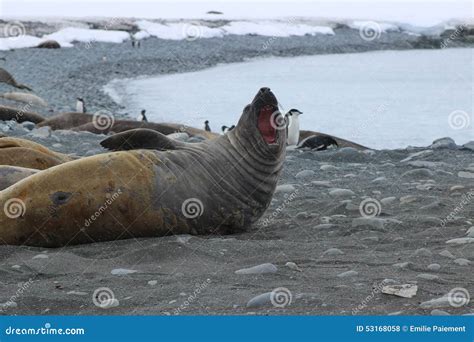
top-left (0, 88), bottom-right (286, 247)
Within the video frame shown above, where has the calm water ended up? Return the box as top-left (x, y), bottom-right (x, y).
top-left (105, 48), bottom-right (473, 149)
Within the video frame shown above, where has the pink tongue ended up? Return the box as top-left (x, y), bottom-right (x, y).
top-left (258, 105), bottom-right (276, 144)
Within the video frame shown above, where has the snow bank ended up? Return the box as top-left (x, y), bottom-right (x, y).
top-left (0, 35), bottom-right (42, 50)
top-left (223, 21), bottom-right (334, 37)
top-left (43, 27), bottom-right (130, 46)
top-left (135, 20), bottom-right (224, 40)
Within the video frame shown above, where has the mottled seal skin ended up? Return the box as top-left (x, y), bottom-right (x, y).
top-left (299, 130), bottom-right (369, 150)
top-left (0, 88), bottom-right (285, 247)
top-left (0, 105), bottom-right (45, 124)
top-left (0, 92), bottom-right (48, 107)
top-left (0, 137), bottom-right (73, 170)
top-left (0, 166), bottom-right (39, 190)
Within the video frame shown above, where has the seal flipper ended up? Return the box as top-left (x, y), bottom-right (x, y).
top-left (100, 128), bottom-right (186, 151)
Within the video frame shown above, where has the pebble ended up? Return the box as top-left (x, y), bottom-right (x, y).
top-left (439, 250), bottom-right (455, 259)
top-left (322, 248), bottom-right (344, 256)
top-left (430, 137), bottom-right (457, 150)
top-left (414, 248), bottom-right (432, 257)
top-left (246, 292), bottom-right (272, 308)
top-left (393, 262), bottom-right (410, 269)
top-left (329, 188), bottom-right (355, 198)
top-left (416, 273), bottom-right (439, 281)
top-left (100, 298), bottom-right (119, 309)
top-left (295, 170), bottom-right (315, 179)
top-left (427, 263), bottom-right (441, 271)
top-left (453, 258), bottom-right (470, 266)
top-left (401, 168), bottom-right (434, 178)
top-left (32, 254), bottom-right (48, 259)
top-left (466, 227), bottom-right (474, 238)
top-left (446, 238), bottom-right (474, 245)
top-left (21, 121), bottom-right (36, 130)
top-left (0, 301), bottom-right (17, 309)
top-left (400, 150), bottom-right (432, 162)
top-left (314, 223), bottom-right (335, 230)
top-left (67, 291), bottom-right (88, 296)
top-left (111, 268), bottom-right (138, 275)
top-left (399, 195), bottom-right (417, 204)
top-left (431, 309), bottom-right (450, 316)
top-left (381, 284), bottom-right (418, 298)
top-left (337, 270), bottom-right (358, 278)
top-left (235, 263), bottom-right (277, 275)
top-left (275, 184), bottom-right (296, 193)
top-left (285, 262), bottom-right (302, 271)
top-left (320, 164), bottom-right (339, 171)
top-left (352, 217), bottom-right (386, 229)
top-left (420, 296), bottom-right (451, 309)
top-left (371, 176), bottom-right (386, 183)
top-left (407, 160), bottom-right (446, 169)
top-left (167, 132), bottom-right (189, 141)
top-left (450, 185), bottom-right (465, 191)
top-left (11, 265), bottom-right (21, 269)
top-left (29, 126), bottom-right (51, 138)
top-left (380, 197), bottom-right (396, 205)
top-left (458, 171), bottom-right (474, 179)
top-left (462, 141), bottom-right (474, 151)
top-left (148, 280), bottom-right (158, 286)
top-left (295, 212), bottom-right (309, 220)
top-left (311, 181), bottom-right (332, 187)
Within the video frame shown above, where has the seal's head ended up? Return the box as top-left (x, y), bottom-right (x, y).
top-left (234, 87), bottom-right (286, 156)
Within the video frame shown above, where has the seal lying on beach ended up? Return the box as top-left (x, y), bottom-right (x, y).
top-left (0, 166), bottom-right (39, 190)
top-left (37, 112), bottom-right (93, 130)
top-left (299, 130), bottom-right (368, 150)
top-left (0, 68), bottom-right (32, 91)
top-left (0, 105), bottom-right (45, 123)
top-left (0, 88), bottom-right (286, 247)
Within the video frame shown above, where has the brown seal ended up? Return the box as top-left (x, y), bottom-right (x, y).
top-left (0, 105), bottom-right (45, 123)
top-left (0, 88), bottom-right (285, 247)
top-left (0, 166), bottom-right (39, 190)
top-left (36, 40), bottom-right (61, 49)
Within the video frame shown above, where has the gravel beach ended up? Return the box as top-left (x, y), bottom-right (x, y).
top-left (0, 21), bottom-right (472, 315)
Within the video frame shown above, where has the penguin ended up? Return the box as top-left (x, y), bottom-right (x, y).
top-left (297, 135), bottom-right (338, 151)
top-left (221, 125), bottom-right (236, 134)
top-left (137, 109), bottom-right (148, 122)
top-left (137, 41), bottom-right (141, 48)
top-left (132, 40), bottom-right (135, 48)
top-left (204, 120), bottom-right (211, 132)
top-left (76, 97), bottom-right (86, 113)
top-left (285, 108), bottom-right (303, 146)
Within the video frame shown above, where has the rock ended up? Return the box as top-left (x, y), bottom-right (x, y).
top-left (446, 238), bottom-right (474, 245)
top-left (32, 254), bottom-right (48, 259)
top-left (416, 273), bottom-right (439, 281)
top-left (329, 188), bottom-right (355, 198)
top-left (372, 176), bottom-right (386, 183)
top-left (466, 227), bottom-right (474, 238)
top-left (99, 298), bottom-right (119, 309)
top-left (400, 150), bottom-right (433, 163)
top-left (430, 137), bottom-right (457, 150)
top-left (0, 301), bottom-right (17, 309)
top-left (380, 197), bottom-right (396, 205)
top-left (311, 180), bottom-right (332, 187)
top-left (295, 170), bottom-right (315, 179)
top-left (21, 121), bottom-right (36, 130)
top-left (111, 268), bottom-right (137, 275)
top-left (352, 217), bottom-right (386, 229)
top-left (450, 185), bottom-right (465, 192)
top-left (462, 141), bottom-right (474, 151)
top-left (414, 248), bottom-right (432, 257)
top-left (420, 296), bottom-right (451, 309)
top-left (337, 270), bottom-right (358, 278)
top-left (11, 265), bottom-right (21, 269)
top-left (320, 164), bottom-right (338, 171)
top-left (453, 258), bottom-right (470, 266)
top-left (275, 184), bottom-right (296, 193)
top-left (29, 126), bottom-right (51, 138)
top-left (439, 250), bottom-right (455, 259)
top-left (407, 161), bottom-right (447, 169)
top-left (314, 223), bottom-right (335, 230)
top-left (167, 132), bottom-right (189, 141)
top-left (458, 171), bottom-right (474, 179)
top-left (295, 212), bottom-right (309, 221)
top-left (400, 195), bottom-right (417, 204)
top-left (322, 248), bottom-right (344, 256)
top-left (235, 263), bottom-right (277, 275)
top-left (381, 284), bottom-right (418, 298)
top-left (427, 263), bottom-right (441, 271)
top-left (393, 262), bottom-right (410, 269)
top-left (401, 168), bottom-right (434, 178)
top-left (246, 292), bottom-right (272, 308)
top-left (67, 291), bottom-right (88, 296)
top-left (431, 309), bottom-right (450, 316)
top-left (148, 280), bottom-right (158, 286)
top-left (285, 262), bottom-right (302, 271)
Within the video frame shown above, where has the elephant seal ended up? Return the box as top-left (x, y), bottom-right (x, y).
top-left (0, 166), bottom-right (39, 190)
top-left (0, 68), bottom-right (32, 91)
top-left (0, 87), bottom-right (286, 247)
top-left (37, 112), bottom-right (93, 130)
top-left (36, 40), bottom-right (61, 49)
top-left (299, 130), bottom-right (368, 150)
top-left (0, 92), bottom-right (48, 107)
top-left (0, 105), bottom-right (45, 123)
top-left (100, 128), bottom-right (186, 151)
top-left (0, 137), bottom-right (73, 170)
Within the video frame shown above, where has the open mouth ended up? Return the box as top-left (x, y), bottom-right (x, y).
top-left (258, 105), bottom-right (278, 144)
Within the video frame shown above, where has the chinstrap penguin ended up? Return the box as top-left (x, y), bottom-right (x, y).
top-left (285, 108), bottom-right (302, 146)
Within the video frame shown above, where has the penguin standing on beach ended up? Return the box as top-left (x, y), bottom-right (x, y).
top-left (285, 109), bottom-right (302, 146)
top-left (137, 109), bottom-right (148, 122)
top-left (204, 120), bottom-right (211, 132)
top-left (76, 97), bottom-right (86, 113)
